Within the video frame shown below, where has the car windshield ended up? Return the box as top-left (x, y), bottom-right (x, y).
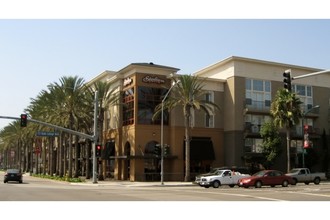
top-left (253, 170), bottom-right (267, 177)
top-left (214, 170), bottom-right (224, 175)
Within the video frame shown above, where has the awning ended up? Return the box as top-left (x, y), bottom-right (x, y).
top-left (102, 141), bottom-right (115, 159)
top-left (184, 137), bottom-right (215, 160)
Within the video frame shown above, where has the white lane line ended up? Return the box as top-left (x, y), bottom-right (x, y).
top-left (170, 188), bottom-right (286, 201)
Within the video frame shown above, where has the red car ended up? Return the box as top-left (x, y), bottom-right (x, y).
top-left (238, 170), bottom-right (294, 188)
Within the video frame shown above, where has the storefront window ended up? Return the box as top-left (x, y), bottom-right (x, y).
top-left (138, 86), bottom-right (169, 125)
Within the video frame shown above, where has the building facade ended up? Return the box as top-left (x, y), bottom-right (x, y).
top-left (91, 57), bottom-right (330, 181)
top-left (195, 56), bottom-right (330, 173)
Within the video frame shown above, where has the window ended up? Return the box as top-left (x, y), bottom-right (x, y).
top-left (245, 114), bottom-right (271, 132)
top-left (292, 84), bottom-right (313, 112)
top-left (122, 88), bottom-right (134, 125)
top-left (205, 92), bottom-right (214, 128)
top-left (137, 86), bottom-right (168, 125)
top-left (244, 138), bottom-right (263, 153)
top-left (245, 79), bottom-right (271, 110)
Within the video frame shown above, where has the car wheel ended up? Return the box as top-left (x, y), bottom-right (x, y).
top-left (282, 180), bottom-right (289, 187)
top-left (271, 185), bottom-right (275, 187)
top-left (19, 180), bottom-right (23, 184)
top-left (314, 178), bottom-right (321, 185)
top-left (212, 181), bottom-right (221, 188)
top-left (229, 184), bottom-right (235, 188)
top-left (292, 178), bottom-right (297, 185)
top-left (255, 181), bottom-right (262, 188)
top-left (304, 182), bottom-right (310, 185)
top-left (205, 186), bottom-right (210, 188)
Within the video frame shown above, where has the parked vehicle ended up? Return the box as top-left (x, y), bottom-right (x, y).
top-left (198, 169), bottom-right (250, 188)
top-left (238, 170), bottom-right (295, 188)
top-left (286, 168), bottom-right (327, 185)
top-left (4, 169), bottom-right (23, 183)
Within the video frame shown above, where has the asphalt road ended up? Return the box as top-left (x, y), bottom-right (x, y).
top-left (1, 172), bottom-right (329, 220)
top-left (1, 172), bottom-right (330, 201)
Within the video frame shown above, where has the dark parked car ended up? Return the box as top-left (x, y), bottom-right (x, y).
top-left (238, 170), bottom-right (294, 188)
top-left (4, 169), bottom-right (23, 183)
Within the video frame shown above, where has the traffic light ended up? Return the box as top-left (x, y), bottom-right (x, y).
top-left (20, 114), bottom-right (27, 127)
top-left (153, 145), bottom-right (161, 157)
top-left (164, 145), bottom-right (170, 157)
top-left (283, 69), bottom-right (292, 91)
top-left (96, 145), bottom-right (102, 157)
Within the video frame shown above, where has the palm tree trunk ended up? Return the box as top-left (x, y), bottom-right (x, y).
top-left (184, 107), bottom-right (191, 182)
top-left (68, 113), bottom-right (74, 178)
top-left (74, 137), bottom-right (79, 178)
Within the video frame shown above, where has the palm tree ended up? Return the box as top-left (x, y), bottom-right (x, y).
top-left (270, 88), bottom-right (302, 172)
top-left (154, 74), bottom-right (220, 182)
top-left (47, 76), bottom-right (89, 178)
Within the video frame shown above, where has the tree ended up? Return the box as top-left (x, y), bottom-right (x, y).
top-left (153, 74), bottom-right (220, 182)
top-left (260, 120), bottom-right (282, 169)
top-left (270, 88), bottom-right (302, 172)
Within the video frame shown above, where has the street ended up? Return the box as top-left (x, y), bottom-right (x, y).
top-left (1, 172), bottom-right (329, 220)
top-left (1, 172), bottom-right (330, 201)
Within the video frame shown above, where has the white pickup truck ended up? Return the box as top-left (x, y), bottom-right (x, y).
top-left (286, 168), bottom-right (327, 185)
top-left (197, 169), bottom-right (250, 188)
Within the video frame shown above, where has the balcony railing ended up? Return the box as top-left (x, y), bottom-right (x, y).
top-left (244, 99), bottom-right (270, 112)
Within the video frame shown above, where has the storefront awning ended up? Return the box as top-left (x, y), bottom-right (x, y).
top-left (185, 137), bottom-right (215, 160)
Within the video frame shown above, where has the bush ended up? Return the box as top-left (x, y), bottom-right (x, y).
top-left (32, 173), bottom-right (84, 183)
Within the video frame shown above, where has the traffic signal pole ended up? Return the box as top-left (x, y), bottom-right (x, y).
top-left (92, 91), bottom-right (98, 184)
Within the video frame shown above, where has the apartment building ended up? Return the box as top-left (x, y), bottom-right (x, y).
top-left (195, 56), bottom-right (330, 173)
top-left (91, 56), bottom-right (330, 181)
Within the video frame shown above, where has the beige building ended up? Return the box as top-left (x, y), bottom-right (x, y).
top-left (91, 56), bottom-right (330, 181)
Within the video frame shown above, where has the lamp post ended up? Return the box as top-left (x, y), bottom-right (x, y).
top-left (160, 79), bottom-right (180, 185)
top-left (301, 105), bottom-right (319, 168)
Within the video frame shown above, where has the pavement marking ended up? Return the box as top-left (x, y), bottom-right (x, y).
top-left (168, 188), bottom-right (287, 201)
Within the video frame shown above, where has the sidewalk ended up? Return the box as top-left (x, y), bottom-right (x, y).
top-left (72, 179), bottom-right (196, 187)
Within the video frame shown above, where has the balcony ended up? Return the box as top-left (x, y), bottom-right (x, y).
top-left (244, 99), bottom-right (270, 113)
top-left (244, 122), bottom-right (261, 138)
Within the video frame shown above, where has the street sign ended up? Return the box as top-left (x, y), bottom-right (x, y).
top-left (36, 131), bottom-right (59, 137)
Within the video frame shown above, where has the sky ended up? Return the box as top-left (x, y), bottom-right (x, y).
top-left (1, 1), bottom-right (330, 132)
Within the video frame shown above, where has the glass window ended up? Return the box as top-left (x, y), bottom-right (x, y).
top-left (246, 79), bottom-right (251, 90)
top-left (122, 88), bottom-right (135, 126)
top-left (296, 85), bottom-right (306, 96)
top-left (205, 92), bottom-right (214, 128)
top-left (245, 79), bottom-right (271, 111)
top-left (293, 84), bottom-right (313, 112)
top-left (253, 80), bottom-right (263, 91)
top-left (137, 86), bottom-right (168, 125)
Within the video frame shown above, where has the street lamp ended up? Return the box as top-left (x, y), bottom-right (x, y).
top-left (160, 79), bottom-right (180, 185)
top-left (301, 105), bottom-right (320, 168)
